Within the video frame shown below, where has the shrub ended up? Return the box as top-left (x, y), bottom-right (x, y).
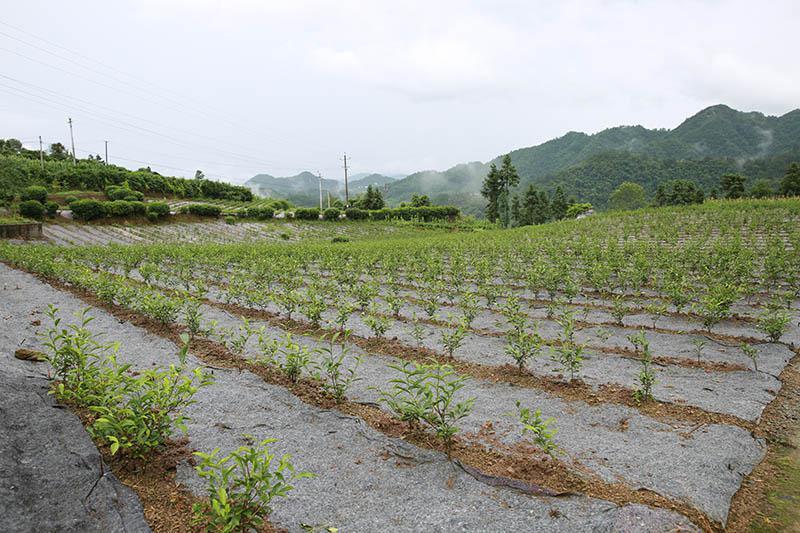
top-left (322, 207), bottom-right (341, 221)
top-left (378, 361), bottom-right (475, 454)
top-left (293, 207), bottom-right (320, 220)
top-left (105, 200), bottom-right (135, 218)
top-left (146, 202), bottom-right (170, 219)
top-left (225, 215), bottom-right (236, 225)
top-left (106, 185), bottom-right (143, 201)
top-left (187, 204), bottom-right (222, 217)
top-left (64, 195), bottom-right (79, 206)
top-left (45, 201), bottom-right (59, 217)
top-left (515, 401), bottom-right (558, 455)
top-left (245, 206), bottom-right (275, 220)
top-left (331, 236), bottom-right (349, 243)
top-left (19, 200), bottom-right (45, 219)
top-left (90, 365), bottom-right (211, 457)
top-left (71, 199), bottom-right (107, 221)
top-left (21, 185), bottom-right (48, 203)
top-left (344, 207), bottom-right (368, 220)
top-left (192, 439), bottom-right (312, 532)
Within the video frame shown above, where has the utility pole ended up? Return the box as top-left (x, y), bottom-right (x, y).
top-left (38, 136), bottom-right (44, 170)
top-left (342, 152), bottom-right (350, 207)
top-left (67, 117), bottom-right (76, 166)
top-left (104, 140), bottom-right (109, 165)
top-left (317, 171), bottom-right (323, 210)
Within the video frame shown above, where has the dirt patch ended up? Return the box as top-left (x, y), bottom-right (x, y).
top-left (727, 349), bottom-right (800, 532)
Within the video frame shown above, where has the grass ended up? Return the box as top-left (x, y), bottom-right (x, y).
top-left (0, 215), bottom-right (35, 225)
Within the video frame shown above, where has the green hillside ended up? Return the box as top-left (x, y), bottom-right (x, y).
top-left (383, 104), bottom-right (800, 211)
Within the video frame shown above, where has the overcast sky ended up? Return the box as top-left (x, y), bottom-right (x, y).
top-left (1, 0), bottom-right (797, 184)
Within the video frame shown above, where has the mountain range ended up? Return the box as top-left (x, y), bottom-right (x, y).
top-left (245, 105), bottom-right (800, 214)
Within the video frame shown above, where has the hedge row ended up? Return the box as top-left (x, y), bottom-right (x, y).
top-left (366, 205), bottom-right (460, 222)
top-left (70, 200), bottom-right (172, 221)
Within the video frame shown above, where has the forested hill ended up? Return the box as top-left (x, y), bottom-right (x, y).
top-left (384, 104), bottom-right (800, 214)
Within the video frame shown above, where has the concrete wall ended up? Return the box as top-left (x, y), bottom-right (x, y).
top-left (0, 223), bottom-right (43, 240)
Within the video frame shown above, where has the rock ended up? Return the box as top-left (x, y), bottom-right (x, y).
top-left (13, 348), bottom-right (46, 362)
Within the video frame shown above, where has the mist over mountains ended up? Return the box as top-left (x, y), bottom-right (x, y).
top-left (245, 105), bottom-right (800, 214)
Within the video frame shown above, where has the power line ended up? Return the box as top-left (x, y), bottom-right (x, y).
top-left (0, 19), bottom-right (335, 159)
top-left (0, 80), bottom-right (324, 171)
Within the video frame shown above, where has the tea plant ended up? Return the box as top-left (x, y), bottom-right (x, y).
top-left (505, 325), bottom-right (543, 373)
top-left (363, 307), bottom-right (391, 338)
top-left (279, 334), bottom-right (315, 383)
top-left (757, 307), bottom-right (791, 342)
top-left (515, 400), bottom-right (558, 456)
top-left (439, 316), bottom-right (469, 359)
top-left (550, 311), bottom-right (584, 381)
top-left (257, 331), bottom-right (282, 367)
top-left (632, 335), bottom-right (656, 404)
top-left (182, 297), bottom-right (204, 339)
top-left (333, 299), bottom-right (356, 333)
top-left (378, 361), bottom-right (475, 454)
top-left (691, 337), bottom-right (707, 363)
top-left (316, 333), bottom-right (362, 403)
top-left (90, 364), bottom-right (211, 457)
top-left (741, 343), bottom-right (760, 372)
top-left (610, 295), bottom-right (629, 326)
top-left (407, 312), bottom-right (426, 347)
top-left (219, 317), bottom-right (256, 356)
top-left (193, 438), bottom-right (312, 532)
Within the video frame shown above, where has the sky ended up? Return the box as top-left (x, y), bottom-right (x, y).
top-left (1, 0), bottom-right (798, 184)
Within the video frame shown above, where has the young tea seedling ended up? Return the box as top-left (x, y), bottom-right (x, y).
top-left (193, 438), bottom-right (313, 532)
top-left (515, 400), bottom-right (558, 456)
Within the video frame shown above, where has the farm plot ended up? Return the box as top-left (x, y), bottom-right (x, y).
top-left (40, 218), bottom-right (407, 246)
top-left (1, 199), bottom-right (799, 531)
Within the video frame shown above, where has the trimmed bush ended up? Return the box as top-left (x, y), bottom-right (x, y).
top-left (245, 206), bottom-right (275, 220)
top-left (225, 215), bottom-right (236, 225)
top-left (45, 201), bottom-right (60, 217)
top-left (70, 199), bottom-right (107, 221)
top-left (146, 202), bottom-right (170, 219)
top-left (187, 204), bottom-right (222, 217)
top-left (123, 192), bottom-right (145, 202)
top-left (368, 205), bottom-right (459, 222)
top-left (64, 195), bottom-right (79, 206)
top-left (293, 207), bottom-right (320, 220)
top-left (344, 207), bottom-right (368, 220)
top-left (21, 186), bottom-right (48, 204)
top-left (323, 207), bottom-right (341, 221)
top-left (106, 185), bottom-right (143, 202)
top-left (19, 200), bottom-right (45, 220)
top-left (105, 200), bottom-right (136, 218)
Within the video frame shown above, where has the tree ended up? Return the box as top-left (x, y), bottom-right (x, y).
top-left (49, 142), bottom-right (68, 160)
top-left (498, 154), bottom-right (520, 227)
top-left (720, 174), bottom-right (746, 199)
top-left (358, 185), bottom-right (385, 210)
top-left (481, 163), bottom-right (502, 223)
top-left (748, 179), bottom-right (774, 198)
top-left (779, 162), bottom-right (800, 197)
top-left (410, 194), bottom-right (430, 207)
top-left (550, 186), bottom-right (568, 220)
top-left (655, 179), bottom-right (704, 206)
top-left (608, 182), bottom-right (647, 211)
top-left (194, 169), bottom-right (206, 180)
top-left (513, 184), bottom-right (550, 226)
top-left (481, 155), bottom-right (519, 226)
